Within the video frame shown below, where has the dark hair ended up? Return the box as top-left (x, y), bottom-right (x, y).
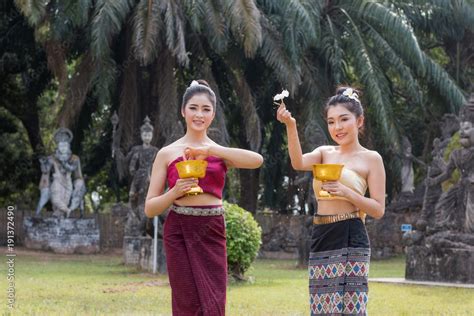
top-left (181, 79), bottom-right (216, 110)
top-left (324, 86), bottom-right (364, 119)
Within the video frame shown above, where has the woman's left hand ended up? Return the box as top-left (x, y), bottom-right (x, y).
top-left (321, 181), bottom-right (351, 198)
top-left (184, 146), bottom-right (210, 160)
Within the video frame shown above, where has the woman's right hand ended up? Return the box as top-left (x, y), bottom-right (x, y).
top-left (276, 103), bottom-right (296, 126)
top-left (171, 178), bottom-right (199, 198)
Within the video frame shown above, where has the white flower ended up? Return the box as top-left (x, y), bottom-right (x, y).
top-left (342, 88), bottom-right (359, 101)
top-left (273, 89), bottom-right (289, 101)
top-left (343, 88), bottom-right (353, 97)
top-left (190, 80), bottom-right (200, 87)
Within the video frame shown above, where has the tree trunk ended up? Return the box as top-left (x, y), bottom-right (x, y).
top-left (238, 168), bottom-right (259, 213)
top-left (153, 48), bottom-right (183, 146)
top-left (56, 52), bottom-right (95, 129)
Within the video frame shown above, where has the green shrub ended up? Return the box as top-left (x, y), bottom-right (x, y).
top-left (224, 201), bottom-right (262, 280)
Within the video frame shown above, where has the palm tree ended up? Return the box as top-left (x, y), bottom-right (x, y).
top-left (12, 0), bottom-right (471, 209)
top-left (256, 0), bottom-right (469, 199)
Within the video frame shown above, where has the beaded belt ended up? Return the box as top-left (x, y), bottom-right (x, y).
top-left (170, 205), bottom-right (225, 216)
top-left (313, 210), bottom-right (365, 225)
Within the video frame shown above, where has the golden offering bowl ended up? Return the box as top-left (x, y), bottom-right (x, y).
top-left (175, 160), bottom-right (208, 195)
top-left (312, 164), bottom-right (344, 197)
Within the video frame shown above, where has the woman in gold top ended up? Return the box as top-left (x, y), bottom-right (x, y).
top-left (277, 86), bottom-right (385, 315)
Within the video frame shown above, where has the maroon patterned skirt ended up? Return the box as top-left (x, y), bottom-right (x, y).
top-left (164, 206), bottom-right (227, 316)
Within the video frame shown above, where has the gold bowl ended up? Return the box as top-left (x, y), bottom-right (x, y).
top-left (312, 164), bottom-right (344, 181)
top-left (312, 164), bottom-right (344, 198)
top-left (175, 160), bottom-right (208, 195)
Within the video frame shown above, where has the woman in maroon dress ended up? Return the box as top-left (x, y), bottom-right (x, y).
top-left (145, 79), bottom-right (263, 315)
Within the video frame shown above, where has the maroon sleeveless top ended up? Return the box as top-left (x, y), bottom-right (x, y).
top-left (167, 156), bottom-right (228, 199)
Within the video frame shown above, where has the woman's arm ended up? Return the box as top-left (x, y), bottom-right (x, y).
top-left (276, 103), bottom-right (322, 171)
top-left (184, 145), bottom-right (263, 169)
top-left (144, 150), bottom-right (198, 218)
top-left (209, 145), bottom-right (263, 169)
top-left (322, 152), bottom-right (386, 219)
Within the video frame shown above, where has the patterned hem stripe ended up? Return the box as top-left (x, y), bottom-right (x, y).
top-left (309, 247), bottom-right (370, 315)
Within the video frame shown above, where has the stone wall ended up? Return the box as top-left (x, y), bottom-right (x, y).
top-left (255, 213), bottom-right (306, 259)
top-left (406, 243), bottom-right (474, 283)
top-left (255, 198), bottom-right (421, 261)
top-left (123, 236), bottom-right (167, 273)
top-left (23, 217), bottom-right (100, 254)
top-left (365, 209), bottom-right (419, 259)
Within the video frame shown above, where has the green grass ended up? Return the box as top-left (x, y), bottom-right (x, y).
top-left (0, 248), bottom-right (473, 315)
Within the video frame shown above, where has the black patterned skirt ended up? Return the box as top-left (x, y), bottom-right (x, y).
top-left (309, 218), bottom-right (370, 315)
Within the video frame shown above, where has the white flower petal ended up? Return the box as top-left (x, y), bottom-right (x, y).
top-left (282, 90), bottom-right (289, 97)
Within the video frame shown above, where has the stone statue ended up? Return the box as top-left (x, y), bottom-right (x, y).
top-left (113, 116), bottom-right (158, 236)
top-left (35, 128), bottom-right (86, 218)
top-left (416, 138), bottom-right (446, 230)
top-left (405, 93), bottom-right (474, 283)
top-left (439, 114), bottom-right (460, 148)
top-left (426, 105), bottom-right (474, 233)
top-left (400, 137), bottom-right (415, 194)
top-left (396, 136), bottom-right (426, 195)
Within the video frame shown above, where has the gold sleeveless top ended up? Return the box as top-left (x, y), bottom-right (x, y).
top-left (313, 168), bottom-right (368, 201)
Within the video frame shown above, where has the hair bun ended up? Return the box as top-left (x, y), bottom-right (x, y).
top-left (197, 79), bottom-right (210, 88)
top-left (335, 86), bottom-right (362, 97)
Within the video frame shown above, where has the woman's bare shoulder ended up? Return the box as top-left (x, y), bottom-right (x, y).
top-left (315, 145), bottom-right (338, 155)
top-left (316, 145), bottom-right (337, 152)
top-left (155, 141), bottom-right (186, 162)
top-left (361, 149), bottom-right (383, 163)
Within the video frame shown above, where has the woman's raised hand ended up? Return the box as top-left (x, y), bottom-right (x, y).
top-left (184, 146), bottom-right (210, 160)
top-left (276, 102), bottom-right (296, 126)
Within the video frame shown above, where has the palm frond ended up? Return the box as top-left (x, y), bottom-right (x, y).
top-left (340, 8), bottom-right (400, 151)
top-left (91, 0), bottom-right (134, 104)
top-left (186, 0), bottom-right (229, 53)
top-left (344, 0), bottom-right (425, 75)
top-left (49, 1), bottom-right (92, 41)
top-left (422, 53), bottom-right (466, 113)
top-left (279, 0), bottom-right (320, 62)
top-left (399, 0), bottom-right (474, 35)
top-left (319, 16), bottom-right (345, 84)
top-left (14, 0), bottom-right (47, 26)
top-left (303, 107), bottom-right (328, 152)
top-left (160, 0), bottom-right (189, 66)
top-left (224, 0), bottom-right (262, 57)
top-left (93, 57), bottom-right (118, 106)
top-left (363, 23), bottom-right (422, 105)
top-left (62, 0), bottom-right (92, 28)
top-left (298, 53), bottom-right (328, 106)
top-left (132, 0), bottom-right (162, 65)
top-left (259, 16), bottom-right (301, 93)
top-left (298, 60), bottom-right (329, 151)
top-left (91, 0), bottom-right (134, 59)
